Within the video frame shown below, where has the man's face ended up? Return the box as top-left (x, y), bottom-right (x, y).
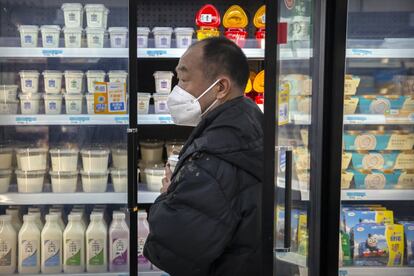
top-left (175, 43), bottom-right (219, 113)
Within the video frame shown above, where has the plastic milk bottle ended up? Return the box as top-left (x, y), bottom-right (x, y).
top-left (18, 214), bottom-right (40, 273)
top-left (86, 213), bottom-right (108, 272)
top-left (0, 215), bottom-right (17, 274)
top-left (41, 214), bottom-right (62, 273)
top-left (109, 212), bottom-right (129, 272)
top-left (138, 211), bottom-right (151, 271)
top-left (63, 213), bottom-right (85, 273)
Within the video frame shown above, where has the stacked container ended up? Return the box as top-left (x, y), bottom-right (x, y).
top-left (64, 70), bottom-right (84, 114)
top-left (110, 144), bottom-right (127, 192)
top-left (43, 70), bottom-right (63, 114)
top-left (80, 147), bottom-right (110, 192)
top-left (61, 3), bottom-right (84, 48)
top-left (0, 85), bottom-right (19, 114)
top-left (85, 4), bottom-right (109, 48)
top-left (139, 140), bottom-right (165, 191)
top-left (18, 25), bottom-right (39, 47)
top-left (153, 71), bottom-right (173, 114)
top-left (15, 146), bottom-right (48, 193)
top-left (18, 70), bottom-right (42, 114)
top-left (49, 147), bottom-right (79, 193)
top-left (0, 145), bottom-right (13, 193)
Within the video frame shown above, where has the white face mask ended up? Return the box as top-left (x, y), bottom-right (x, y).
top-left (167, 79), bottom-right (221, 126)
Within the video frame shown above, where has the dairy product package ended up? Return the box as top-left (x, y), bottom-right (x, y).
top-left (110, 168), bottom-right (127, 192)
top-left (342, 152), bottom-right (352, 170)
top-left (85, 94), bottom-right (95, 114)
top-left (64, 93), bottom-right (83, 114)
top-left (43, 70), bottom-right (63, 94)
top-left (350, 170), bottom-right (414, 189)
top-left (108, 27), bottom-right (128, 48)
top-left (343, 131), bottom-right (414, 151)
top-left (283, 74), bottom-right (312, 96)
top-left (86, 27), bottom-right (106, 48)
top-left (63, 214), bottom-right (85, 273)
top-left (0, 215), bottom-right (17, 274)
top-left (40, 214), bottom-right (62, 273)
top-left (0, 146), bottom-right (13, 169)
top-left (174, 28), bottom-right (194, 48)
top-left (358, 96), bottom-right (414, 115)
top-left (137, 93), bottom-right (151, 114)
top-left (152, 27), bottom-right (173, 48)
top-left (81, 170), bottom-right (108, 193)
top-left (109, 212), bottom-right (129, 272)
top-left (15, 170), bottom-right (45, 193)
top-left (43, 94), bottom-right (63, 115)
top-left (138, 211), bottom-right (151, 271)
top-left (350, 151), bottom-right (414, 170)
top-left (64, 70), bottom-right (84, 94)
top-left (18, 215), bottom-right (41, 273)
top-left (40, 25), bottom-right (61, 48)
top-left (81, 148), bottom-right (109, 172)
top-left (108, 70), bottom-right (128, 85)
top-left (153, 71), bottom-right (174, 93)
top-left (111, 146), bottom-right (127, 169)
top-left (145, 167), bottom-right (164, 191)
top-left (344, 75), bottom-right (361, 95)
top-left (343, 210), bottom-right (394, 234)
top-left (85, 213), bottom-right (107, 272)
top-left (50, 148), bottom-right (79, 171)
top-left (153, 93), bottom-right (169, 114)
top-left (19, 70), bottom-right (39, 94)
top-left (341, 171), bottom-right (354, 189)
top-left (344, 96), bottom-right (359, 114)
top-left (165, 140), bottom-right (184, 158)
top-left (0, 85), bottom-right (18, 101)
top-left (16, 148), bottom-right (48, 171)
top-left (18, 25), bottom-right (39, 47)
top-left (138, 161), bottom-right (163, 183)
top-left (139, 140), bottom-right (163, 163)
top-left (50, 171), bottom-right (78, 193)
top-left (86, 70), bottom-right (106, 93)
top-left (401, 222), bottom-right (414, 266)
top-left (353, 223), bottom-right (404, 266)
top-left (137, 27), bottom-right (150, 48)
top-left (19, 93), bottom-right (42, 114)
top-left (61, 3), bottom-right (84, 28)
top-left (84, 4), bottom-right (109, 29)
top-left (0, 169), bottom-right (12, 193)
top-left (63, 27), bottom-right (83, 48)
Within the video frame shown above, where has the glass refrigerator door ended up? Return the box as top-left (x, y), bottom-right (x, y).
top-left (338, 1), bottom-right (414, 276)
top-left (0, 1), bottom-right (130, 275)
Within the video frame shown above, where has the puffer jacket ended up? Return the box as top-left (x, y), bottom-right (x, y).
top-left (144, 96), bottom-right (264, 276)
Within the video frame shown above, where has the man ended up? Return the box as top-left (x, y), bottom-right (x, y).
top-left (144, 37), bottom-right (264, 276)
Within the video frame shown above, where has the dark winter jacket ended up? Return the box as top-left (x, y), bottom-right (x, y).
top-left (144, 96), bottom-right (264, 276)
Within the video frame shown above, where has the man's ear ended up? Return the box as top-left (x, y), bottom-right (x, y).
top-left (216, 77), bottom-right (231, 100)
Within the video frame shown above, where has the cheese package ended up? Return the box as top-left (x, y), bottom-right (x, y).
top-left (350, 151), bottom-right (414, 170)
top-left (341, 171), bottom-right (354, 189)
top-left (343, 131), bottom-right (414, 151)
top-left (353, 223), bottom-right (404, 266)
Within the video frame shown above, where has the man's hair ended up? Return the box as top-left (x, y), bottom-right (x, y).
top-left (194, 37), bottom-right (250, 92)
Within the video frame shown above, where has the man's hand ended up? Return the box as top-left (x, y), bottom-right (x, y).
top-left (160, 163), bottom-right (173, 193)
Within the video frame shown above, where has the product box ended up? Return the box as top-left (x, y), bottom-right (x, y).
top-left (342, 152), bottom-right (352, 170)
top-left (275, 206), bottom-right (305, 252)
top-left (358, 96), bottom-right (414, 115)
top-left (343, 210), bottom-right (394, 234)
top-left (351, 170), bottom-right (414, 189)
top-left (343, 131), bottom-right (414, 151)
top-left (400, 222), bottom-right (414, 266)
top-left (350, 151), bottom-right (414, 170)
top-left (353, 223), bottom-right (404, 266)
top-left (344, 75), bottom-right (361, 96)
top-left (344, 97), bottom-right (359, 114)
top-left (341, 171), bottom-right (354, 189)
top-left (297, 214), bottom-right (308, 256)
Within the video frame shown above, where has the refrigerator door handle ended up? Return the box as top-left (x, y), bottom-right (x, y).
top-left (275, 148), bottom-right (292, 253)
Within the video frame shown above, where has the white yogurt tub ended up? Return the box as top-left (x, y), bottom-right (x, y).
top-left (137, 27), bottom-right (150, 48)
top-left (61, 3), bottom-right (84, 28)
top-left (0, 85), bottom-right (18, 101)
top-left (50, 170), bottom-right (78, 193)
top-left (138, 160), bottom-right (163, 183)
top-left (64, 70), bottom-right (84, 93)
top-left (43, 70), bottom-right (63, 94)
top-left (86, 70), bottom-right (106, 93)
top-left (166, 141), bottom-right (184, 157)
top-left (174, 27), bottom-right (194, 48)
top-left (18, 25), bottom-right (39, 47)
top-left (137, 93), bottom-right (151, 114)
top-left (40, 25), bottom-right (61, 48)
top-left (110, 168), bottom-right (127, 192)
top-left (64, 93), bottom-right (83, 114)
top-left (16, 147), bottom-right (48, 171)
top-left (81, 170), bottom-right (108, 192)
top-left (85, 93), bottom-right (95, 114)
top-left (81, 148), bottom-right (110, 172)
top-left (145, 166), bottom-right (164, 191)
top-left (86, 27), bottom-right (106, 48)
top-left (153, 71), bottom-right (173, 93)
top-left (108, 27), bottom-right (128, 48)
top-left (153, 93), bottom-right (169, 114)
top-left (50, 148), bottom-right (79, 171)
top-left (152, 27), bottom-right (173, 48)
top-left (108, 70), bottom-right (128, 84)
top-left (0, 169), bottom-right (12, 193)
top-left (43, 93), bottom-right (63, 114)
top-left (168, 155), bottom-right (179, 173)
top-left (0, 100), bottom-right (18, 114)
top-left (0, 147), bottom-right (13, 169)
top-left (140, 140), bottom-right (164, 162)
top-left (63, 27), bottom-right (83, 48)
top-left (19, 93), bottom-right (42, 114)
top-left (84, 4), bottom-right (109, 28)
top-left (111, 146), bottom-right (127, 169)
top-left (19, 70), bottom-right (39, 94)
top-left (15, 170), bottom-right (45, 193)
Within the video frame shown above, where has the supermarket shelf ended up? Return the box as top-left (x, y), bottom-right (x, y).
top-left (338, 267), bottom-right (414, 276)
top-left (11, 273), bottom-right (129, 276)
top-left (0, 114), bottom-right (174, 125)
top-left (275, 251), bottom-right (307, 267)
top-left (346, 48), bottom-right (414, 59)
top-left (139, 272), bottom-right (169, 276)
top-left (0, 47), bottom-right (265, 59)
top-left (138, 185), bottom-right (161, 204)
top-left (341, 189), bottom-right (414, 201)
top-left (289, 114), bottom-right (414, 126)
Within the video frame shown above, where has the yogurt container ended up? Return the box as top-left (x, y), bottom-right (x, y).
top-left (86, 27), bottom-right (106, 48)
top-left (50, 170), bottom-right (78, 193)
top-left (0, 85), bottom-right (18, 101)
top-left (153, 93), bottom-right (169, 114)
top-left (86, 70), bottom-right (106, 93)
top-left (145, 166), bottom-right (164, 191)
top-left (81, 148), bottom-right (110, 172)
top-left (15, 169), bottom-right (45, 193)
top-left (152, 27), bottom-right (173, 48)
top-left (19, 93), bottom-right (42, 114)
top-left (16, 147), bottom-right (48, 171)
top-left (138, 161), bottom-right (164, 183)
top-left (108, 70), bottom-right (128, 84)
top-left (64, 70), bottom-right (84, 93)
top-left (18, 25), bottom-right (39, 47)
top-left (137, 27), bottom-right (150, 48)
top-left (344, 131), bottom-right (414, 151)
top-left (140, 140), bottom-right (164, 162)
top-left (166, 141), bottom-right (184, 157)
top-left (174, 28), bottom-right (194, 48)
top-left (50, 148), bottom-right (79, 171)
top-left (111, 146), bottom-right (127, 169)
top-left (108, 27), bottom-right (128, 48)
top-left (43, 70), bottom-right (63, 94)
top-left (137, 93), bottom-right (151, 114)
top-left (153, 71), bottom-right (173, 93)
top-left (0, 100), bottom-right (19, 114)
top-left (85, 93), bottom-right (95, 114)
top-left (61, 3), bottom-right (84, 28)
top-left (0, 147), bottom-right (13, 169)
top-left (64, 93), bottom-right (83, 114)
top-left (19, 70), bottom-right (39, 94)
top-left (110, 168), bottom-right (127, 193)
top-left (63, 27), bottom-right (83, 48)
top-left (81, 170), bottom-right (108, 193)
top-left (84, 4), bottom-right (109, 28)
top-left (43, 93), bottom-right (63, 114)
top-left (40, 25), bottom-right (61, 48)
top-left (0, 169), bottom-right (12, 193)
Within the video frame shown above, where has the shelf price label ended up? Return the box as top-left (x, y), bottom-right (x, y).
top-left (15, 116), bottom-right (37, 124)
top-left (69, 116), bottom-right (90, 124)
top-left (146, 50), bottom-right (168, 57)
top-left (114, 116), bottom-right (129, 124)
top-left (42, 49), bottom-right (64, 57)
top-left (345, 191), bottom-right (367, 200)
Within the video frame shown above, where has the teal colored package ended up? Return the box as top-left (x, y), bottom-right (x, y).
top-left (351, 170), bottom-right (400, 189)
top-left (358, 96), bottom-right (406, 114)
top-left (351, 152), bottom-right (399, 170)
top-left (353, 223), bottom-right (389, 266)
top-left (343, 133), bottom-right (391, 151)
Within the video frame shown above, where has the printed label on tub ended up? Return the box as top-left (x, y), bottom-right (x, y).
top-left (200, 14), bottom-right (213, 23)
top-left (93, 82), bottom-right (127, 114)
top-left (396, 173), bottom-right (414, 189)
top-left (394, 153), bottom-right (414, 169)
top-left (388, 134), bottom-right (414, 150)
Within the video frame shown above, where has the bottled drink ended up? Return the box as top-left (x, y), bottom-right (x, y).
top-left (63, 214), bottom-right (85, 273)
top-left (109, 212), bottom-right (129, 272)
top-left (41, 214), bottom-right (62, 273)
top-left (18, 214), bottom-right (40, 274)
top-left (0, 215), bottom-right (17, 274)
top-left (138, 211), bottom-right (151, 271)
